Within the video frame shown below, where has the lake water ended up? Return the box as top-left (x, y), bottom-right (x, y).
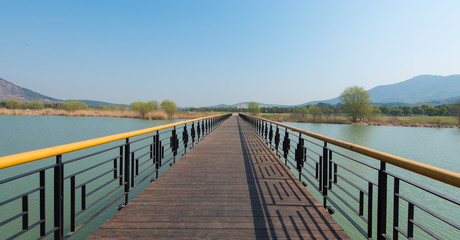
top-left (0, 115), bottom-right (180, 157)
top-left (0, 116), bottom-right (459, 239)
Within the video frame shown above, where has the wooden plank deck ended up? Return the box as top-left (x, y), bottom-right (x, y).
top-left (89, 115), bottom-right (349, 239)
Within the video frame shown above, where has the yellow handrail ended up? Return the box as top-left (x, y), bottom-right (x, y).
top-left (0, 114), bottom-right (226, 169)
top-left (245, 114), bottom-right (460, 188)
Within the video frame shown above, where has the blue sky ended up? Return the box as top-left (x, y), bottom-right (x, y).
top-left (1, 1), bottom-right (459, 107)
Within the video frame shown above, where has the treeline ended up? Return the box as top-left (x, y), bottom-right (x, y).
top-left (377, 104), bottom-right (455, 116)
top-left (184, 102), bottom-right (460, 117)
top-left (0, 99), bottom-right (125, 111)
top-left (0, 99), bottom-right (178, 117)
top-left (129, 100), bottom-right (177, 117)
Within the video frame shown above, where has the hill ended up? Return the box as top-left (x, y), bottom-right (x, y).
top-left (368, 75), bottom-right (460, 104)
top-left (301, 74), bottom-right (460, 106)
top-left (68, 100), bottom-right (125, 107)
top-left (0, 78), bottom-right (122, 106)
top-left (0, 78), bottom-right (62, 103)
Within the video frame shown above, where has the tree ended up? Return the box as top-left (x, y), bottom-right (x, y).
top-left (296, 106), bottom-right (308, 118)
top-left (308, 105), bottom-right (323, 120)
top-left (130, 101), bottom-right (146, 116)
top-left (422, 105), bottom-right (438, 116)
top-left (401, 106), bottom-right (412, 115)
top-left (27, 100), bottom-right (44, 109)
top-left (452, 100), bottom-right (460, 123)
top-left (248, 101), bottom-right (260, 116)
top-left (339, 86), bottom-right (372, 122)
top-left (380, 106), bottom-right (391, 115)
top-left (160, 99), bottom-right (177, 117)
top-left (146, 100), bottom-right (159, 111)
top-left (435, 105), bottom-right (448, 116)
top-left (5, 99), bottom-right (26, 109)
top-left (130, 101), bottom-right (159, 117)
top-left (370, 106), bottom-right (381, 119)
top-left (412, 106), bottom-right (424, 115)
top-left (62, 101), bottom-right (88, 111)
top-left (390, 107), bottom-right (403, 116)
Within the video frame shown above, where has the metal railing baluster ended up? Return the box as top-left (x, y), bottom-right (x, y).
top-left (124, 138), bottom-right (130, 205)
top-left (40, 170), bottom-right (46, 237)
top-left (54, 154), bottom-right (64, 240)
top-left (377, 162), bottom-right (388, 240)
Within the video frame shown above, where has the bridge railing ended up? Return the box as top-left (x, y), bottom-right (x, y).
top-left (0, 114), bottom-right (231, 240)
top-left (240, 114), bottom-right (460, 240)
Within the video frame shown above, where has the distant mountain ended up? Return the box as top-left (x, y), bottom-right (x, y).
top-left (301, 74), bottom-right (460, 106)
top-left (368, 75), bottom-right (460, 104)
top-left (0, 78), bottom-right (63, 103)
top-left (68, 100), bottom-right (125, 107)
top-left (0, 78), bottom-right (122, 106)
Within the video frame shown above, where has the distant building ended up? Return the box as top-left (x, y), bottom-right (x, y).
top-left (237, 104), bottom-right (248, 109)
top-left (236, 103), bottom-right (270, 109)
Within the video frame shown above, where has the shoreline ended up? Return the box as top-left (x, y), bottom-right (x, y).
top-left (0, 108), bottom-right (214, 120)
top-left (1, 108), bottom-right (459, 128)
top-left (260, 114), bottom-right (460, 129)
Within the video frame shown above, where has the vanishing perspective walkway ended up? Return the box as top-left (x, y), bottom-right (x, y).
top-left (89, 115), bottom-right (349, 239)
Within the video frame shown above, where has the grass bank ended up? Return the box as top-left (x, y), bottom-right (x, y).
top-left (259, 113), bottom-right (460, 128)
top-left (0, 108), bottom-right (215, 120)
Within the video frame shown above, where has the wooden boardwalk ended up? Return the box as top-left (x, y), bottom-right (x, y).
top-left (89, 116), bottom-right (349, 239)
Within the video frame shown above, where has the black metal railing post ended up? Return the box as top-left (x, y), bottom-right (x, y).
top-left (201, 120), bottom-right (205, 139)
top-left (264, 122), bottom-right (268, 142)
top-left (170, 126), bottom-right (178, 164)
top-left (154, 132), bottom-right (161, 179)
top-left (81, 185), bottom-right (86, 211)
top-left (282, 130), bottom-right (290, 165)
top-left (183, 124), bottom-right (189, 154)
top-left (328, 150), bottom-right (333, 190)
top-left (377, 161), bottom-right (388, 239)
top-left (197, 121), bottom-right (201, 141)
top-left (22, 195), bottom-right (28, 231)
top-left (191, 123), bottom-right (196, 146)
top-left (269, 123), bottom-right (273, 148)
top-left (295, 133), bottom-right (305, 181)
top-left (368, 182), bottom-right (374, 238)
top-left (262, 121), bottom-right (265, 139)
top-left (393, 178), bottom-right (400, 240)
top-left (260, 120), bottom-right (263, 136)
top-left (408, 203), bottom-right (414, 238)
top-left (54, 154), bottom-right (64, 240)
top-left (130, 151), bottom-right (135, 188)
top-left (70, 176), bottom-right (76, 232)
top-left (275, 126), bottom-right (280, 155)
top-left (259, 120), bottom-right (262, 135)
top-left (119, 147), bottom-right (123, 186)
top-left (124, 139), bottom-right (130, 205)
top-left (39, 170), bottom-right (46, 237)
top-left (322, 142), bottom-right (329, 207)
